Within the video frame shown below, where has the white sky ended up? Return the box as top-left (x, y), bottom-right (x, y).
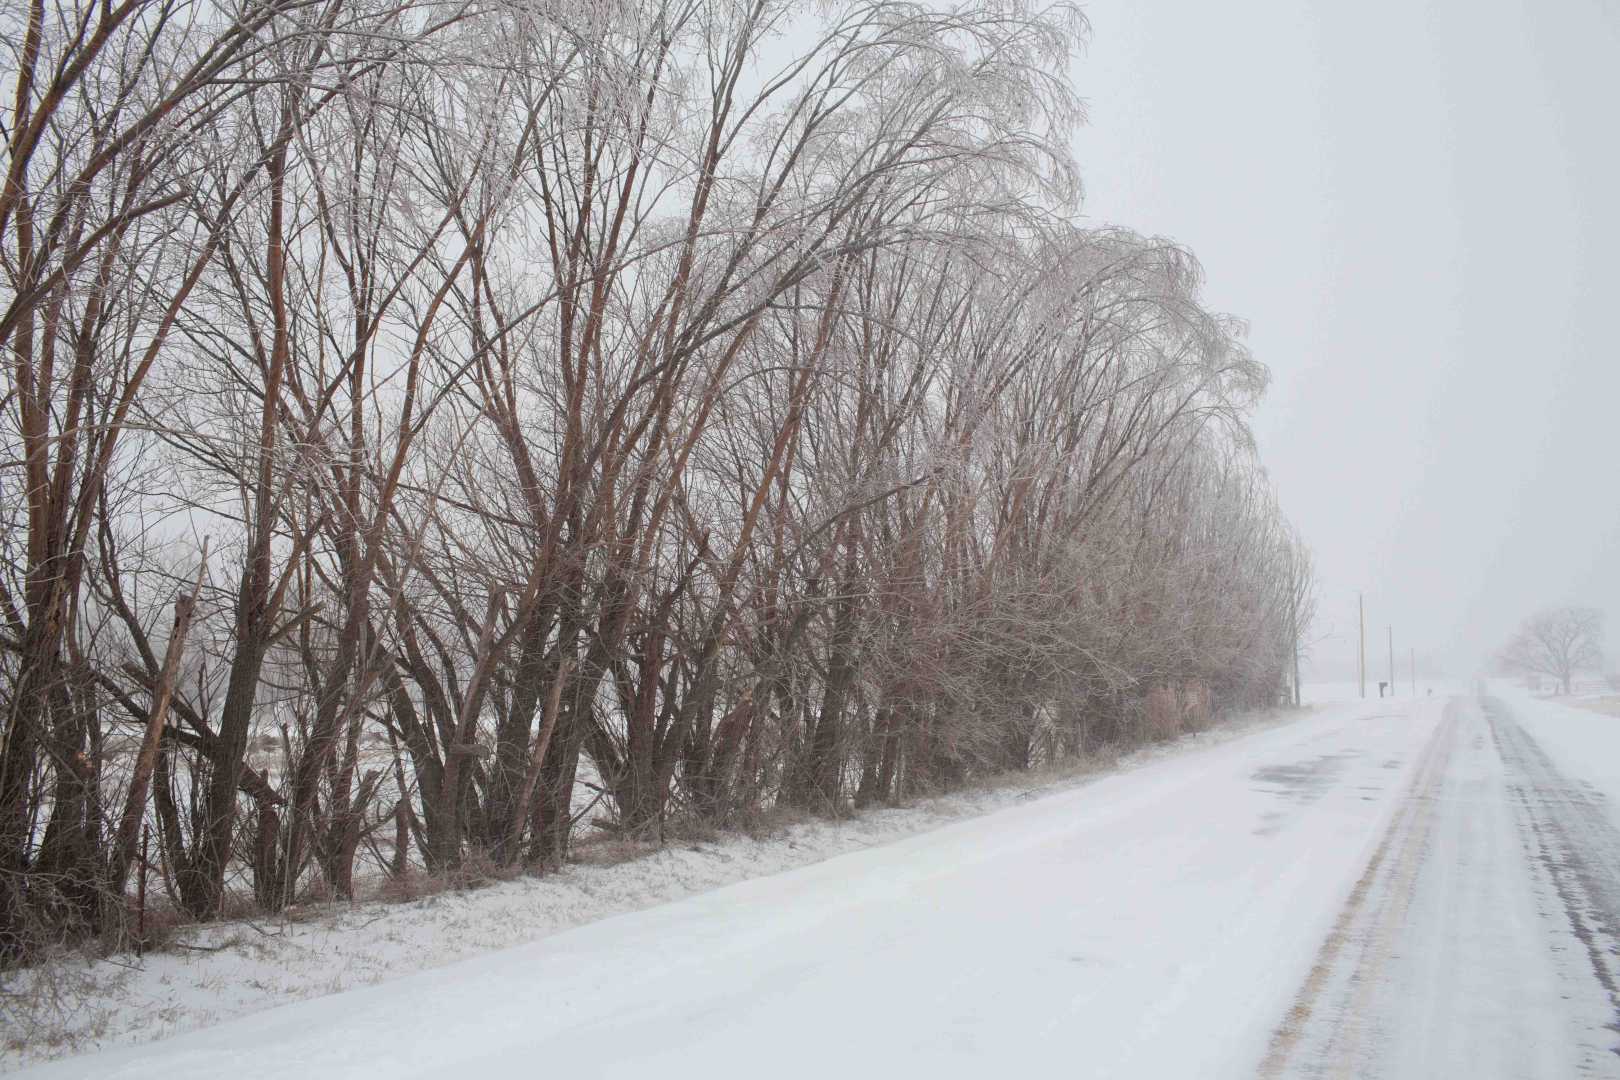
top-left (1067, 0), bottom-right (1620, 678)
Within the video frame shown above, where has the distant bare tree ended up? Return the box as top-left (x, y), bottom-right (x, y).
top-left (1498, 608), bottom-right (1604, 695)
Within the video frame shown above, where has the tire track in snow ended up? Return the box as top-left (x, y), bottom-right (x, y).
top-left (1257, 703), bottom-right (1460, 1078)
top-left (1263, 696), bottom-right (1620, 1079)
top-left (1486, 696), bottom-right (1620, 1054)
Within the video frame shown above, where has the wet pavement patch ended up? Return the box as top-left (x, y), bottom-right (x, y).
top-left (1251, 753), bottom-right (1360, 835)
top-left (1252, 752), bottom-right (1358, 803)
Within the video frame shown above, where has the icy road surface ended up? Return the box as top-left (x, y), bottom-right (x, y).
top-left (21, 694), bottom-right (1620, 1079)
top-left (1263, 694), bottom-right (1620, 1078)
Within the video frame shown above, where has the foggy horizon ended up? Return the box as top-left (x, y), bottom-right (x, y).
top-left (1067, 0), bottom-right (1619, 681)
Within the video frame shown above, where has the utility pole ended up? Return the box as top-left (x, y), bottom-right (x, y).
top-left (1358, 592), bottom-right (1366, 699)
top-left (1387, 626), bottom-right (1394, 698)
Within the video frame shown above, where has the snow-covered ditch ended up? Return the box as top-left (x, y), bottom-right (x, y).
top-left (1, 708), bottom-right (1298, 1071)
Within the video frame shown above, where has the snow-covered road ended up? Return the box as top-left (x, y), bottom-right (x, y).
top-left (21, 694), bottom-right (1620, 1079)
top-left (1263, 695), bottom-right (1620, 1078)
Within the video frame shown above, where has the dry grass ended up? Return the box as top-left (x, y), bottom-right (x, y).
top-left (568, 835), bottom-right (666, 869)
top-left (0, 947), bottom-right (122, 1056)
top-left (371, 851), bottom-right (526, 902)
top-left (729, 803), bottom-right (817, 843)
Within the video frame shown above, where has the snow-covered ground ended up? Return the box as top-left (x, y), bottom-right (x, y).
top-left (10, 699), bottom-right (1436, 1079)
top-left (2, 709), bottom-right (1296, 1071)
top-left (1301, 679), bottom-right (1464, 706)
top-left (1506, 685), bottom-right (1620, 835)
top-left (15, 690), bottom-right (1620, 1079)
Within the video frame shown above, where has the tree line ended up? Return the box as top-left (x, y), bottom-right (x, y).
top-left (0, 0), bottom-right (1313, 961)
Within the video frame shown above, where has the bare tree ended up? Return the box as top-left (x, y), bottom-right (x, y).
top-left (1498, 607), bottom-right (1604, 695)
top-left (0, 0), bottom-right (1317, 965)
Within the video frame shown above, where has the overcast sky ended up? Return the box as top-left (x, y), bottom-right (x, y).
top-left (1066, 0), bottom-right (1620, 679)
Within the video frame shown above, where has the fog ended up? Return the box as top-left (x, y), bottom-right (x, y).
top-left (1068, 0), bottom-right (1620, 679)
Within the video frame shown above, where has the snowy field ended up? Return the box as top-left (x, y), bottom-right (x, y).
top-left (14, 689), bottom-right (1620, 1079)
